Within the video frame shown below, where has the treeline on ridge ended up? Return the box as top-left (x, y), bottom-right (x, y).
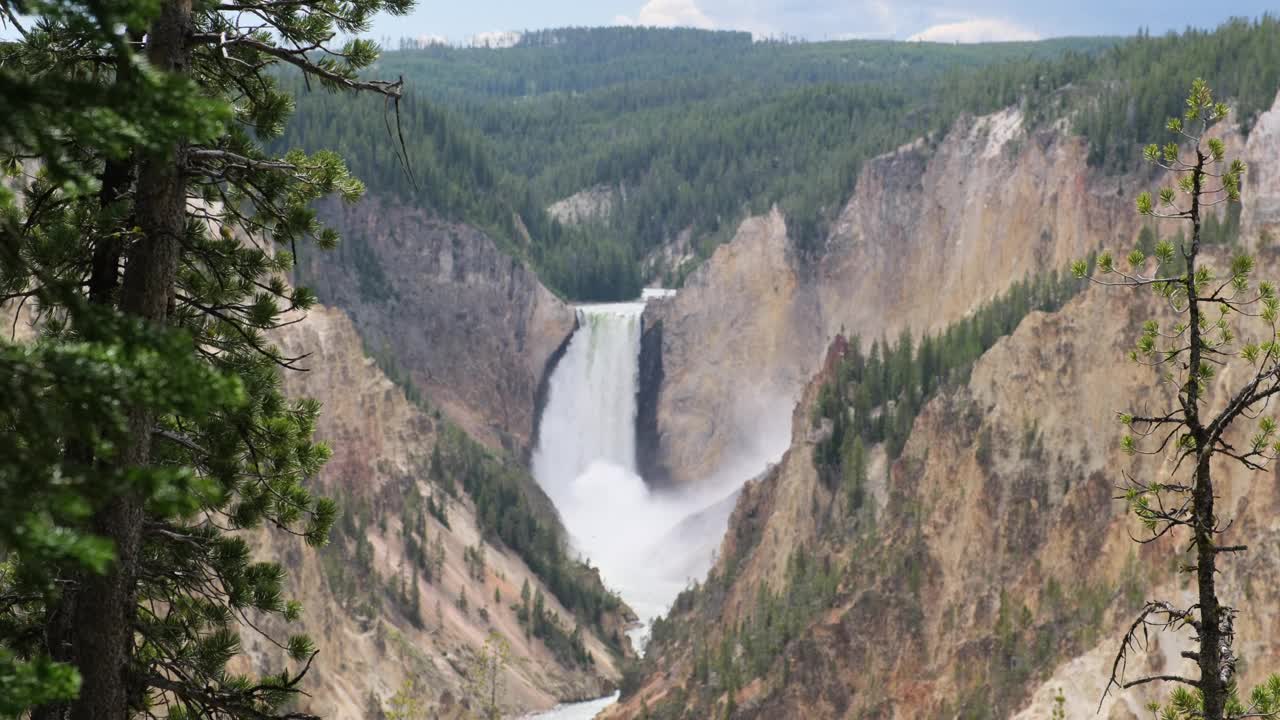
top-left (812, 266), bottom-right (1088, 505)
top-left (281, 18), bottom-right (1278, 302)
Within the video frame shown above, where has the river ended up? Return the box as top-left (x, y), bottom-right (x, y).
top-left (518, 693), bottom-right (621, 720)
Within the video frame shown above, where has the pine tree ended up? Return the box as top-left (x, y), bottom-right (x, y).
top-left (385, 679), bottom-right (426, 720)
top-left (518, 579), bottom-right (532, 627)
top-left (533, 589), bottom-right (546, 633)
top-left (408, 576), bottom-right (424, 630)
top-left (0, 0), bottom-right (413, 712)
top-left (464, 632), bottom-right (510, 720)
top-left (432, 534), bottom-right (446, 581)
top-left (1081, 79), bottom-right (1280, 720)
top-left (843, 435), bottom-right (867, 510)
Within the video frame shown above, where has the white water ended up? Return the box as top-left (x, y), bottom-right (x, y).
top-left (518, 693), bottom-right (619, 720)
top-left (525, 297), bottom-right (789, 719)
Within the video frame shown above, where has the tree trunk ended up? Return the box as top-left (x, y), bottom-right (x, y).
top-left (1185, 149), bottom-right (1228, 720)
top-left (1195, 456), bottom-right (1225, 719)
top-left (33, 91), bottom-right (139, 720)
top-left (68, 0), bottom-right (190, 716)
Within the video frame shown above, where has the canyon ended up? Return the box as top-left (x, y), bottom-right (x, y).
top-left (244, 85), bottom-right (1280, 718)
top-left (599, 90), bottom-right (1280, 718)
top-left (247, 301), bottom-right (627, 717)
top-left (10, 18), bottom-right (1280, 720)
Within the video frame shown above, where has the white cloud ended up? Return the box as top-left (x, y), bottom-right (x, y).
top-left (907, 17), bottom-right (1040, 43)
top-left (466, 30), bottom-right (522, 48)
top-left (615, 0), bottom-right (716, 30)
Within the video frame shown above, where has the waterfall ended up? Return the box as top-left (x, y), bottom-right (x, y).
top-left (531, 295), bottom-right (784, 637)
top-left (527, 295), bottom-right (786, 718)
top-left (532, 303), bottom-right (645, 487)
top-left (531, 301), bottom-right (694, 628)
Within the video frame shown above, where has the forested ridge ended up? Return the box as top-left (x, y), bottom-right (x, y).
top-left (280, 18), bottom-right (1279, 301)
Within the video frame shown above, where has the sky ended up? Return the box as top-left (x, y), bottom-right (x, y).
top-left (369, 0), bottom-right (1274, 45)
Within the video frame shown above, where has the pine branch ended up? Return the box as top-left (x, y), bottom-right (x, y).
top-left (216, 35), bottom-right (404, 97)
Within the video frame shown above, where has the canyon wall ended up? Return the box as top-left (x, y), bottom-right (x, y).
top-left (614, 91), bottom-right (1280, 718)
top-left (249, 303), bottom-right (625, 718)
top-left (1242, 91), bottom-right (1280, 245)
top-left (642, 208), bottom-right (820, 488)
top-left (295, 196), bottom-right (576, 456)
top-left (612, 247), bottom-right (1280, 719)
top-left (651, 94), bottom-right (1277, 488)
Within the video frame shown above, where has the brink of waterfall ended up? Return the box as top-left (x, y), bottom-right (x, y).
top-left (531, 295), bottom-right (783, 661)
top-left (531, 301), bottom-right (712, 632)
top-left (533, 303), bottom-right (646, 486)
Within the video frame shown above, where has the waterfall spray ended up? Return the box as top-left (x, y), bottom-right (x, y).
top-left (525, 295), bottom-right (790, 717)
top-left (530, 297), bottom-right (784, 642)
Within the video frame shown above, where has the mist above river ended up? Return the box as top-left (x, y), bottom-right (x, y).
top-left (530, 300), bottom-right (790, 632)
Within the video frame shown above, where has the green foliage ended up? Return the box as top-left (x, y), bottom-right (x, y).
top-left (385, 678), bottom-right (428, 720)
top-left (397, 28), bottom-right (1111, 101)
top-left (1, 34), bottom-right (240, 713)
top-left (689, 544), bottom-right (840, 692)
top-left (283, 20), bottom-right (1277, 299)
top-left (464, 631), bottom-right (511, 720)
top-left (0, 647), bottom-right (81, 717)
top-left (813, 269), bottom-right (1084, 478)
top-left (1144, 675), bottom-right (1280, 720)
top-left (0, 0), bottom-right (412, 709)
top-left (398, 486), bottom-right (445, 590)
top-left (432, 425), bottom-right (622, 648)
top-left (510, 575), bottom-right (593, 667)
top-left (464, 543), bottom-right (487, 581)
top-left (274, 76), bottom-right (642, 302)
top-left (281, 28), bottom-right (1119, 299)
top-left (1069, 18), bottom-right (1280, 171)
top-left (1079, 80), bottom-right (1277, 720)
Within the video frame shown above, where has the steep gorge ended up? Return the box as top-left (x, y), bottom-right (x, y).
top-left (612, 248), bottom-right (1280, 720)
top-left (650, 90), bottom-right (1280, 489)
top-left (611, 90), bottom-right (1280, 718)
top-left (294, 195), bottom-right (576, 456)
top-left (244, 302), bottom-right (628, 717)
top-left (210, 55), bottom-right (1280, 720)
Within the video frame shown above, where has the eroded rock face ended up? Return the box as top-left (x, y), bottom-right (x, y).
top-left (1242, 91), bottom-right (1280, 246)
top-left (652, 98), bottom-right (1275, 488)
top-left (614, 94), bottom-right (1280, 720)
top-left (645, 208), bottom-right (822, 487)
top-left (295, 196), bottom-right (576, 456)
top-left (820, 108), bottom-right (1133, 343)
top-left (609, 250), bottom-right (1280, 720)
top-left (547, 185), bottom-right (616, 226)
top-left (254, 304), bottom-right (623, 718)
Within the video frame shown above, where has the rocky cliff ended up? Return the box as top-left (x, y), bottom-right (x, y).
top-left (294, 195), bottom-right (576, 456)
top-left (611, 246), bottom-right (1280, 719)
top-left (547, 185), bottom-right (616, 226)
top-left (1242, 91), bottom-right (1280, 246)
top-left (248, 303), bottom-right (626, 718)
top-left (613, 91), bottom-right (1280, 718)
top-left (641, 208), bottom-right (818, 487)
top-left (1, 289), bottom-right (625, 716)
top-left (650, 93), bottom-right (1278, 488)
